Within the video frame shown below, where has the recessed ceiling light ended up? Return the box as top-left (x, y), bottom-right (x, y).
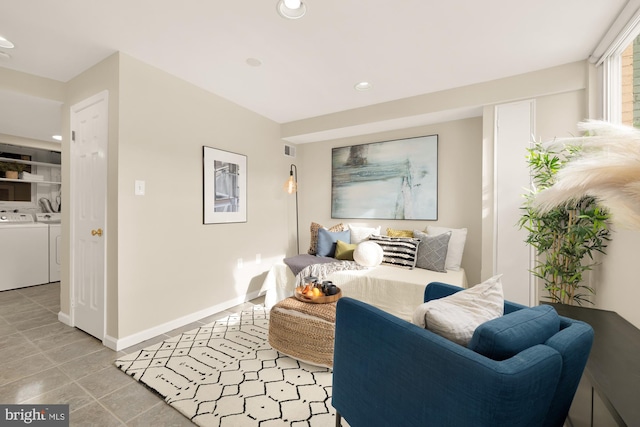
top-left (52, 135), bottom-right (62, 141)
top-left (0, 36), bottom-right (14, 49)
top-left (246, 58), bottom-right (262, 67)
top-left (354, 82), bottom-right (373, 91)
top-left (0, 51), bottom-right (11, 60)
top-left (277, 0), bottom-right (306, 19)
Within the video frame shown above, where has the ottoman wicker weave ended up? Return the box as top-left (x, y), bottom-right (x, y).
top-left (268, 297), bottom-right (337, 368)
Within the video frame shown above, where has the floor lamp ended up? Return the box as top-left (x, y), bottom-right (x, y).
top-left (284, 164), bottom-right (299, 254)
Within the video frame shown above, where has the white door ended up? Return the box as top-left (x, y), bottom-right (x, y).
top-left (495, 100), bottom-right (535, 306)
top-left (70, 91), bottom-right (108, 340)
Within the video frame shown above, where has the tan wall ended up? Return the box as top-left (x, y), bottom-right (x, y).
top-left (115, 54), bottom-right (288, 338)
top-left (297, 117), bottom-right (484, 284)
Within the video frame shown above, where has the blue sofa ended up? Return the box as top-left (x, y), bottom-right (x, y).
top-left (332, 282), bottom-right (594, 427)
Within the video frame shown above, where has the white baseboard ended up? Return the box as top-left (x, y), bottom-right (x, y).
top-left (103, 334), bottom-right (118, 350)
top-left (58, 311), bottom-right (72, 326)
top-left (110, 290), bottom-right (264, 352)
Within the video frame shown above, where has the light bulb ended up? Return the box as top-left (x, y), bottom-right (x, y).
top-left (284, 0), bottom-right (301, 9)
top-left (284, 176), bottom-right (297, 194)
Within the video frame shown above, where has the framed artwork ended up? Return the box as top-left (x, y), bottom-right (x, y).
top-left (331, 134), bottom-right (438, 220)
top-left (203, 146), bottom-right (247, 224)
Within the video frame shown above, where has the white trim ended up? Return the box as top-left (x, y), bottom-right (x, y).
top-left (493, 99), bottom-right (536, 306)
top-left (106, 290), bottom-right (264, 351)
top-left (591, 0), bottom-right (640, 65)
top-left (57, 310), bottom-right (72, 326)
top-left (603, 54), bottom-right (623, 123)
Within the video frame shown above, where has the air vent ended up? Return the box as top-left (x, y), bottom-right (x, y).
top-left (284, 144), bottom-right (296, 158)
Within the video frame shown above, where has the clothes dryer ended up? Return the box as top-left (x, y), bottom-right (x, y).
top-left (35, 213), bottom-right (61, 283)
top-left (0, 212), bottom-right (49, 291)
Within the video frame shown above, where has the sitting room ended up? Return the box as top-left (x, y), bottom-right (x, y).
top-left (1, 1), bottom-right (640, 426)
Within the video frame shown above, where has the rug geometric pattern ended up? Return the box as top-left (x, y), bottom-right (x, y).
top-left (115, 306), bottom-right (340, 427)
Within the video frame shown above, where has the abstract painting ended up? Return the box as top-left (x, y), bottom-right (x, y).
top-left (331, 135), bottom-right (438, 220)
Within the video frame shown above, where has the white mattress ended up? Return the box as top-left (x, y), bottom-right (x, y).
top-left (261, 262), bottom-right (468, 322)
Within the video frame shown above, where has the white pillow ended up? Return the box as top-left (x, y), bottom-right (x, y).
top-left (426, 225), bottom-right (467, 271)
top-left (412, 275), bottom-right (504, 346)
top-left (348, 224), bottom-right (381, 244)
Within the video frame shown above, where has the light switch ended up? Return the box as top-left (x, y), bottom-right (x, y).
top-left (135, 180), bottom-right (145, 196)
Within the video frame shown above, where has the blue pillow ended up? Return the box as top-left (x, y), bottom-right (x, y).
top-left (316, 228), bottom-right (351, 257)
top-left (468, 305), bottom-right (560, 361)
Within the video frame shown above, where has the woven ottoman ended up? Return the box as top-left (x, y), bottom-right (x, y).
top-left (268, 297), bottom-right (337, 368)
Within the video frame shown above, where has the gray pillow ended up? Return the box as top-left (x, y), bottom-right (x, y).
top-left (413, 230), bottom-right (451, 272)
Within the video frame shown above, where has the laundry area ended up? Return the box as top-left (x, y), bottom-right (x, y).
top-left (0, 143), bottom-right (62, 292)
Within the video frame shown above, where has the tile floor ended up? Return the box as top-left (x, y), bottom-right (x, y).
top-left (0, 282), bottom-right (265, 426)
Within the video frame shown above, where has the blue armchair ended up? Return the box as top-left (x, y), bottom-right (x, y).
top-left (332, 282), bottom-right (594, 427)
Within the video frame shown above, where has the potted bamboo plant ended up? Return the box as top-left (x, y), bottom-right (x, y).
top-left (518, 141), bottom-right (611, 306)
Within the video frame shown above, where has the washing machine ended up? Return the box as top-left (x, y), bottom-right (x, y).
top-left (0, 212), bottom-right (49, 291)
top-left (34, 213), bottom-right (62, 283)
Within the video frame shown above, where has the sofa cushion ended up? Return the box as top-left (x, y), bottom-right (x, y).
top-left (317, 228), bottom-right (351, 257)
top-left (308, 222), bottom-right (344, 255)
top-left (426, 225), bottom-right (467, 271)
top-left (412, 275), bottom-right (504, 345)
top-left (348, 224), bottom-right (381, 244)
top-left (413, 230), bottom-right (451, 272)
top-left (469, 305), bottom-right (560, 361)
top-left (335, 240), bottom-right (357, 260)
top-left (368, 235), bottom-right (420, 269)
top-left (386, 228), bottom-right (414, 238)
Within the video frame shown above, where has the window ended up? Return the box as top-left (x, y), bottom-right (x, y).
top-left (595, 2), bottom-right (640, 124)
top-left (620, 34), bottom-right (640, 127)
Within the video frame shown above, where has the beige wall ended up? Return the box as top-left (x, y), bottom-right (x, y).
top-left (297, 117), bottom-right (484, 284)
top-left (59, 53), bottom-right (290, 343)
top-left (115, 54), bottom-right (288, 338)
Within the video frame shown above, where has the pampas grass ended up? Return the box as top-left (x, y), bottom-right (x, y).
top-left (534, 120), bottom-right (640, 229)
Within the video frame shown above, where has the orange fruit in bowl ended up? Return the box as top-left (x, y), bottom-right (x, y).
top-left (311, 287), bottom-right (322, 298)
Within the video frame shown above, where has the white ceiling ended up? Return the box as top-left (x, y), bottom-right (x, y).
top-left (0, 0), bottom-right (630, 142)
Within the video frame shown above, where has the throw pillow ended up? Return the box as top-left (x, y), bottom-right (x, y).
top-left (426, 225), bottom-right (468, 271)
top-left (348, 224), bottom-right (381, 244)
top-left (413, 230), bottom-right (451, 273)
top-left (353, 241), bottom-right (384, 267)
top-left (386, 228), bottom-right (414, 238)
top-left (317, 228), bottom-right (351, 257)
top-left (469, 305), bottom-right (560, 361)
top-left (335, 240), bottom-right (357, 260)
top-left (308, 222), bottom-right (344, 255)
top-left (367, 234), bottom-right (420, 269)
top-left (412, 275), bottom-right (504, 346)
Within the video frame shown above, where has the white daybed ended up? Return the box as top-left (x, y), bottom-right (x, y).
top-left (261, 262), bottom-right (467, 323)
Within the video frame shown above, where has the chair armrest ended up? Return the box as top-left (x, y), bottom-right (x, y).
top-left (423, 281), bottom-right (464, 302)
top-left (333, 298), bottom-right (562, 427)
top-left (542, 318), bottom-right (594, 426)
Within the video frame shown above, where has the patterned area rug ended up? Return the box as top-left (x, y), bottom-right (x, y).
top-left (115, 306), bottom-right (339, 427)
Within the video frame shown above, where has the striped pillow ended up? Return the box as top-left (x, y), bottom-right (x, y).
top-left (368, 235), bottom-right (421, 269)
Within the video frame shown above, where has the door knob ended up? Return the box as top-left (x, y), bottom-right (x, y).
top-left (91, 228), bottom-right (103, 236)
